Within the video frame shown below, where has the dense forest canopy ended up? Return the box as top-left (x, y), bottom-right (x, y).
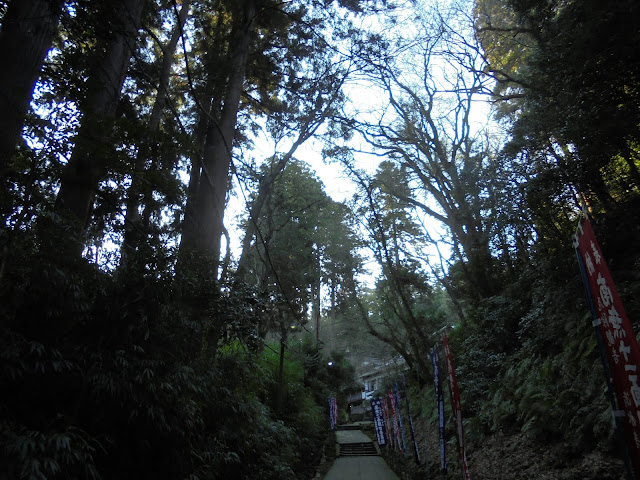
top-left (1, 0), bottom-right (639, 478)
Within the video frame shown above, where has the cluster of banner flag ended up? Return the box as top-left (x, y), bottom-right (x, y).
top-left (370, 383), bottom-right (405, 452)
top-left (339, 215), bottom-right (638, 479)
top-left (369, 331), bottom-right (471, 479)
top-left (328, 396), bottom-right (338, 430)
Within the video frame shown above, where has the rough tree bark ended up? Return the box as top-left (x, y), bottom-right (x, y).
top-left (54, 0), bottom-right (145, 247)
top-left (0, 0), bottom-right (63, 177)
top-left (179, 0), bottom-right (256, 276)
top-left (120, 0), bottom-right (191, 266)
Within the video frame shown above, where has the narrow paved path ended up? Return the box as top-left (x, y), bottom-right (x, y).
top-left (323, 456), bottom-right (399, 480)
top-left (322, 427), bottom-right (398, 480)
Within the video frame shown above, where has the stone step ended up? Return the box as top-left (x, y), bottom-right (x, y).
top-left (337, 424), bottom-right (363, 431)
top-left (339, 442), bottom-right (379, 457)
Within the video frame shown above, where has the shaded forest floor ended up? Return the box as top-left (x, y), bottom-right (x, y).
top-left (313, 430), bottom-right (338, 479)
top-left (467, 431), bottom-right (625, 480)
top-left (360, 424), bottom-right (626, 480)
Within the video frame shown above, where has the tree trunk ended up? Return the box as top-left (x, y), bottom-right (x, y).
top-left (179, 0), bottom-right (256, 276)
top-left (121, 0), bottom-right (191, 266)
top-left (276, 322), bottom-right (287, 416)
top-left (236, 172), bottom-right (273, 279)
top-left (54, 0), bottom-right (145, 248)
top-left (178, 9), bottom-right (225, 273)
top-left (312, 261), bottom-right (321, 346)
top-left (0, 0), bottom-right (63, 177)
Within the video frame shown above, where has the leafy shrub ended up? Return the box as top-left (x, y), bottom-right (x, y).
top-left (0, 248), bottom-right (343, 480)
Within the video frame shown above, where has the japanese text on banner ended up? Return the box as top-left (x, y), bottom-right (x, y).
top-left (575, 218), bottom-right (640, 474)
top-left (328, 397), bottom-right (338, 430)
top-left (371, 397), bottom-right (388, 446)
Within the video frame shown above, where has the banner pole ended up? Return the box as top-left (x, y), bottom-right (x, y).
top-left (394, 382), bottom-right (408, 454)
top-left (382, 396), bottom-right (393, 451)
top-left (575, 245), bottom-right (634, 480)
top-left (402, 374), bottom-right (421, 464)
top-left (431, 346), bottom-right (447, 479)
top-left (442, 331), bottom-right (471, 480)
top-left (389, 389), bottom-right (401, 450)
top-left (424, 419), bottom-right (430, 479)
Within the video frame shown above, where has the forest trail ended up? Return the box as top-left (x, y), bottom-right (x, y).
top-left (323, 426), bottom-right (398, 480)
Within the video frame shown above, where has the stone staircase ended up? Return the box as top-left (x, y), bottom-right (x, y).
top-left (339, 441), bottom-right (379, 456)
top-left (335, 423), bottom-right (380, 457)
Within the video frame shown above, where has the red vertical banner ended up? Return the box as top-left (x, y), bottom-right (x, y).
top-left (382, 396), bottom-right (393, 450)
top-left (575, 218), bottom-right (640, 475)
top-left (443, 331), bottom-right (471, 480)
top-left (388, 389), bottom-right (402, 450)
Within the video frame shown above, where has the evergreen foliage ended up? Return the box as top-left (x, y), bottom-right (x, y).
top-left (0, 257), bottom-right (352, 478)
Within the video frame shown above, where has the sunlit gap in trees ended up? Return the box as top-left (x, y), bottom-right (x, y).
top-left (227, 111), bottom-right (385, 290)
top-left (225, 0), bottom-right (501, 294)
top-left (332, 0), bottom-right (500, 288)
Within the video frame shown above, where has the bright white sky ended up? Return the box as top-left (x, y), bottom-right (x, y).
top-left (226, 96), bottom-right (495, 288)
top-left (224, 0), bottom-right (498, 287)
